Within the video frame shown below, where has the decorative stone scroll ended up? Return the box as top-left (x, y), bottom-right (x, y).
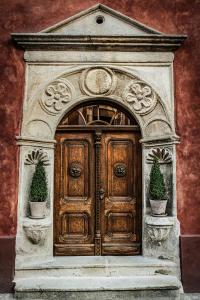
top-left (123, 80), bottom-right (157, 115)
top-left (25, 149), bottom-right (50, 165)
top-left (40, 78), bottom-right (74, 115)
top-left (146, 148), bottom-right (172, 164)
top-left (80, 67), bottom-right (117, 96)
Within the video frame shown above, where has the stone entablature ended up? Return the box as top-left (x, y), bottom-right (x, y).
top-left (12, 4), bottom-right (185, 285)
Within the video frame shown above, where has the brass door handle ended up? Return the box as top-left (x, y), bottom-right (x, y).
top-left (99, 187), bottom-right (105, 200)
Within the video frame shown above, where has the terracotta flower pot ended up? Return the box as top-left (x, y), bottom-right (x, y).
top-left (29, 201), bottom-right (47, 219)
top-left (150, 199), bottom-right (167, 216)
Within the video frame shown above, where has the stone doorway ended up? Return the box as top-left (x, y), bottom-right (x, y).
top-left (12, 4), bottom-right (186, 297)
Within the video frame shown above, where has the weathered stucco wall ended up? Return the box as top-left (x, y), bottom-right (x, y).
top-left (0, 0), bottom-right (199, 292)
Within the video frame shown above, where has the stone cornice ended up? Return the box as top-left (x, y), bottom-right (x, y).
top-left (11, 34), bottom-right (186, 52)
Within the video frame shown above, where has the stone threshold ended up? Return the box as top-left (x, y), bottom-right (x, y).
top-left (15, 275), bottom-right (181, 292)
top-left (16, 255), bottom-right (177, 269)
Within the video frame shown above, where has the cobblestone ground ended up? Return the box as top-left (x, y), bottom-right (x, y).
top-left (0, 293), bottom-right (200, 300)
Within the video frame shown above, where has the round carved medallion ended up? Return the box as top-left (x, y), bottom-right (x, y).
top-left (40, 78), bottom-right (74, 116)
top-left (123, 80), bottom-right (157, 115)
top-left (114, 163), bottom-right (127, 177)
top-left (80, 67), bottom-right (117, 96)
top-left (69, 163), bottom-right (82, 178)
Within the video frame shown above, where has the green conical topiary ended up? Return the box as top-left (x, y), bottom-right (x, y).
top-left (149, 158), bottom-right (166, 200)
top-left (30, 161), bottom-right (48, 202)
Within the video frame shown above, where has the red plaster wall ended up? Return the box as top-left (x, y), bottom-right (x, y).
top-left (0, 0), bottom-right (199, 292)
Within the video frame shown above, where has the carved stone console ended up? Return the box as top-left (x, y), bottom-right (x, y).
top-left (145, 216), bottom-right (174, 246)
top-left (23, 218), bottom-right (51, 245)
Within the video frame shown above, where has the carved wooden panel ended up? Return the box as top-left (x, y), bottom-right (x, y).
top-left (60, 212), bottom-right (89, 239)
top-left (101, 132), bottom-right (141, 255)
top-left (54, 132), bottom-right (95, 255)
top-left (54, 130), bottom-right (141, 256)
top-left (62, 139), bottom-right (89, 200)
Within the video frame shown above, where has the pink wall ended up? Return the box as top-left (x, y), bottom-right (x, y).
top-left (0, 0), bottom-right (199, 292)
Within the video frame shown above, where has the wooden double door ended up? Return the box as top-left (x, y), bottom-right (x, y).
top-left (54, 129), bottom-right (141, 256)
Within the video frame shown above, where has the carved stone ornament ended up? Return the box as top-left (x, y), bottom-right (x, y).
top-left (123, 80), bottom-right (157, 115)
top-left (40, 78), bottom-right (74, 115)
top-left (146, 225), bottom-right (172, 246)
top-left (80, 67), bottom-right (117, 96)
top-left (114, 163), bottom-right (127, 177)
top-left (25, 149), bottom-right (50, 165)
top-left (146, 147), bottom-right (172, 164)
top-left (145, 216), bottom-right (174, 246)
top-left (23, 219), bottom-right (51, 245)
top-left (69, 162), bottom-right (82, 178)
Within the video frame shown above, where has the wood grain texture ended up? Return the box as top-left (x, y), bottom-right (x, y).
top-left (54, 129), bottom-right (141, 256)
top-left (54, 132), bottom-right (95, 255)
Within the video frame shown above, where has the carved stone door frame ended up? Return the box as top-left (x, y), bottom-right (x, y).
top-left (12, 4), bottom-right (186, 280)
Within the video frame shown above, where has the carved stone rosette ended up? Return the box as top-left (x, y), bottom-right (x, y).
top-left (80, 67), bottom-right (117, 96)
top-left (40, 78), bottom-right (74, 115)
top-left (123, 80), bottom-right (157, 115)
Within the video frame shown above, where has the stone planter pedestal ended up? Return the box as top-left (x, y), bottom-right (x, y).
top-left (23, 218), bottom-right (51, 245)
top-left (145, 215), bottom-right (174, 246)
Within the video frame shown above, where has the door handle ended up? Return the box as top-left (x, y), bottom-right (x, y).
top-left (99, 187), bottom-right (105, 200)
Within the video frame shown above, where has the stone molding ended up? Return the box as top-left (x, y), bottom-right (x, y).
top-left (12, 34), bottom-right (186, 52)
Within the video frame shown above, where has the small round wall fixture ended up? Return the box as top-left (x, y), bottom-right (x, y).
top-left (80, 67), bottom-right (117, 96)
top-left (96, 15), bottom-right (105, 24)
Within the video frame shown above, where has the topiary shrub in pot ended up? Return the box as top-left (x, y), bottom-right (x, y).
top-left (149, 158), bottom-right (167, 216)
top-left (29, 161), bottom-right (48, 219)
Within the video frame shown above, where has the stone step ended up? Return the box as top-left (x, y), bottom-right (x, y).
top-left (14, 275), bottom-right (182, 299)
top-left (15, 256), bottom-right (178, 278)
top-left (15, 275), bottom-right (181, 292)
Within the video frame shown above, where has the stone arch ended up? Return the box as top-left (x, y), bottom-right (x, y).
top-left (21, 65), bottom-right (173, 140)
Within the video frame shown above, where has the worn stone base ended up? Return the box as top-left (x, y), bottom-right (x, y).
top-left (14, 256), bottom-right (181, 299)
top-left (15, 290), bottom-right (181, 300)
top-left (2, 293), bottom-right (200, 300)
